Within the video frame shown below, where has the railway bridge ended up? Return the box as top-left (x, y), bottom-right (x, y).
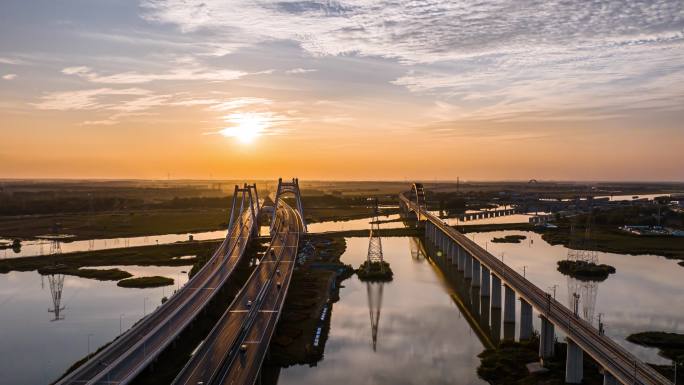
top-left (400, 185), bottom-right (670, 385)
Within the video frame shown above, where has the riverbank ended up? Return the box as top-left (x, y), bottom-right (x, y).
top-left (491, 234), bottom-right (527, 243)
top-left (268, 235), bottom-right (353, 367)
top-left (541, 224), bottom-right (684, 262)
top-left (0, 208), bottom-right (229, 241)
top-left (627, 332), bottom-right (684, 362)
top-left (478, 338), bottom-right (605, 384)
top-left (557, 260), bottom-right (616, 281)
top-left (117, 276), bottom-right (174, 288)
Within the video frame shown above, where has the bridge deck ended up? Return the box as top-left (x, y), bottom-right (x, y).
top-left (172, 201), bottom-right (302, 385)
top-left (400, 193), bottom-right (670, 385)
top-left (56, 208), bottom-right (259, 385)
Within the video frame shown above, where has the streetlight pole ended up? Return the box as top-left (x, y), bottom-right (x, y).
top-left (119, 314), bottom-right (124, 335)
top-left (87, 333), bottom-right (94, 356)
top-left (523, 265), bottom-right (527, 278)
top-left (548, 284), bottom-right (558, 300)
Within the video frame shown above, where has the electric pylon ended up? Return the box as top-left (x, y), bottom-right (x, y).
top-left (366, 198), bottom-right (384, 272)
top-left (566, 216), bottom-right (598, 264)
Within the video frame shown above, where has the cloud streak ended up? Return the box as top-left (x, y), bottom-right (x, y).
top-left (141, 0), bottom-right (684, 123)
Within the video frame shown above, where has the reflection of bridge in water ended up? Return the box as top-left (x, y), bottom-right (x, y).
top-left (413, 237), bottom-right (499, 350)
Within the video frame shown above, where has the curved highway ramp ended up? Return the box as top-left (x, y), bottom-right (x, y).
top-left (171, 200), bottom-right (303, 385)
top-left (55, 192), bottom-right (260, 385)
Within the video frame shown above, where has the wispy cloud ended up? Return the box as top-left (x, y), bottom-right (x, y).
top-left (0, 57), bottom-right (25, 65)
top-left (207, 97), bottom-right (272, 111)
top-left (2, 74), bottom-right (17, 80)
top-left (141, 0), bottom-right (684, 122)
top-left (61, 64), bottom-right (248, 84)
top-left (285, 68), bottom-right (317, 74)
top-left (32, 88), bottom-right (152, 110)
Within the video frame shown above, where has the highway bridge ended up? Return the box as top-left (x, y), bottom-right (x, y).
top-left (55, 184), bottom-right (261, 385)
top-left (171, 178), bottom-right (305, 385)
top-left (400, 185), bottom-right (671, 385)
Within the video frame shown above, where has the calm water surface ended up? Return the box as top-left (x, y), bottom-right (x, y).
top-left (1, 230), bottom-right (228, 259)
top-left (0, 265), bottom-right (190, 385)
top-left (307, 214), bottom-right (404, 233)
top-left (278, 237), bottom-right (487, 385)
top-left (1, 223), bottom-right (681, 385)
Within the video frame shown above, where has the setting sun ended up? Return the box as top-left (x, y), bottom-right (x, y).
top-left (219, 113), bottom-right (268, 143)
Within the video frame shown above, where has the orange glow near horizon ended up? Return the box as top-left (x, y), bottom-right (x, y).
top-left (1, 1), bottom-right (683, 181)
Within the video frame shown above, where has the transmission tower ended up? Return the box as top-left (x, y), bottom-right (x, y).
top-left (567, 277), bottom-right (598, 325)
top-left (366, 281), bottom-right (384, 351)
top-left (566, 217), bottom-right (598, 264)
top-left (366, 198), bottom-right (384, 272)
top-left (48, 274), bottom-right (65, 321)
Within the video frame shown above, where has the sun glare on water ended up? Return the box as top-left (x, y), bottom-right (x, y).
top-left (219, 113), bottom-right (268, 143)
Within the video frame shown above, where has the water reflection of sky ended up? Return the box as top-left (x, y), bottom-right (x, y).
top-left (1, 230), bottom-right (228, 259)
top-left (279, 237), bottom-right (487, 385)
top-left (306, 214), bottom-right (404, 233)
top-left (0, 265), bottom-right (188, 385)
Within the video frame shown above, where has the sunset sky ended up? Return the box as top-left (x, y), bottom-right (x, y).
top-left (1, 0), bottom-right (683, 181)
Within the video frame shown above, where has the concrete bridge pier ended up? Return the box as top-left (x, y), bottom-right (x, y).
top-left (464, 253), bottom-right (473, 279)
top-left (491, 274), bottom-right (502, 309)
top-left (539, 315), bottom-right (555, 359)
top-left (471, 287), bottom-right (481, 315)
top-left (504, 284), bottom-right (515, 324)
top-left (565, 338), bottom-right (584, 383)
top-left (480, 296), bottom-right (490, 325)
top-left (491, 307), bottom-right (502, 343)
top-left (602, 370), bottom-right (618, 385)
top-left (519, 299), bottom-right (533, 340)
top-left (481, 267), bottom-right (491, 297)
top-left (472, 259), bottom-right (481, 287)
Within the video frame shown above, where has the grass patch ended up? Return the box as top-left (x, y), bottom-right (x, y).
top-left (457, 223), bottom-right (536, 233)
top-left (117, 276), bottom-right (174, 288)
top-left (0, 240), bottom-right (219, 277)
top-left (557, 260), bottom-right (616, 281)
top-left (477, 337), bottom-right (605, 384)
top-left (356, 261), bottom-right (394, 282)
top-left (627, 332), bottom-right (684, 363)
top-left (268, 235), bottom-right (353, 367)
top-left (39, 266), bottom-right (132, 281)
top-left (0, 208), bottom-right (229, 241)
top-left (491, 235), bottom-right (527, 243)
top-left (541, 223), bottom-right (684, 260)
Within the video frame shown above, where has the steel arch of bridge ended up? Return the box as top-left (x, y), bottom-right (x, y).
top-left (271, 177), bottom-right (307, 234)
